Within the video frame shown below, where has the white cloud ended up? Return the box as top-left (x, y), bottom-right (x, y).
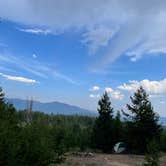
top-left (19, 28), bottom-right (51, 35)
top-left (89, 86), bottom-right (124, 100)
top-left (89, 86), bottom-right (100, 91)
top-left (1, 0), bottom-right (166, 68)
top-left (110, 91), bottom-right (124, 100)
top-left (105, 87), bottom-right (124, 100)
top-left (105, 87), bottom-right (113, 93)
top-left (0, 73), bottom-right (38, 84)
top-left (89, 94), bottom-right (100, 98)
top-left (32, 54), bottom-right (37, 59)
top-left (118, 79), bottom-right (166, 95)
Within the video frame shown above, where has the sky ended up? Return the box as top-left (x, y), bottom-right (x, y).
top-left (0, 0), bottom-right (166, 116)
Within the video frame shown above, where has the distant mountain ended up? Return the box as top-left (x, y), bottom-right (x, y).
top-left (5, 98), bottom-right (166, 123)
top-left (6, 98), bottom-right (96, 116)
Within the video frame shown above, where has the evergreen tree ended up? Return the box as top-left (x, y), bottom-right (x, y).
top-left (0, 87), bottom-right (18, 165)
top-left (126, 86), bottom-right (161, 154)
top-left (92, 92), bottom-right (114, 152)
top-left (113, 111), bottom-right (124, 143)
top-left (0, 87), bottom-right (55, 166)
top-left (0, 87), bottom-right (6, 116)
top-left (143, 139), bottom-right (160, 166)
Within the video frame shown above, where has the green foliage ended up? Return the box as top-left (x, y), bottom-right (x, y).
top-left (0, 87), bottom-right (55, 166)
top-left (92, 92), bottom-right (114, 152)
top-left (143, 140), bottom-right (160, 166)
top-left (51, 123), bottom-right (67, 159)
top-left (49, 115), bottom-right (94, 152)
top-left (112, 111), bottom-right (124, 143)
top-left (18, 122), bottom-right (55, 166)
top-left (1, 85), bottom-right (166, 165)
top-left (0, 88), bottom-right (19, 166)
top-left (126, 86), bottom-right (161, 154)
top-left (160, 129), bottom-right (166, 152)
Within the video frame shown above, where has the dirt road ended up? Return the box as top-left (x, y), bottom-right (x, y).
top-left (56, 153), bottom-right (166, 166)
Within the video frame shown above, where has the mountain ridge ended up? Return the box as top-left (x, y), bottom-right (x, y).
top-left (5, 98), bottom-right (166, 124)
top-left (6, 98), bottom-right (96, 116)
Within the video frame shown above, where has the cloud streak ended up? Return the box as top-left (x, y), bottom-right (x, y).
top-left (0, 53), bottom-right (78, 85)
top-left (1, 0), bottom-right (166, 68)
top-left (19, 28), bottom-right (51, 35)
top-left (0, 73), bottom-right (38, 84)
top-left (89, 94), bottom-right (100, 98)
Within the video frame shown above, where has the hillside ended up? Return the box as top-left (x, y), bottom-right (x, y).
top-left (6, 98), bottom-right (96, 116)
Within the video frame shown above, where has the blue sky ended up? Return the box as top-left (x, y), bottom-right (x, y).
top-left (0, 0), bottom-right (166, 116)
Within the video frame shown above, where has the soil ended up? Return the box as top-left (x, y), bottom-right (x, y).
top-left (54, 152), bottom-right (166, 166)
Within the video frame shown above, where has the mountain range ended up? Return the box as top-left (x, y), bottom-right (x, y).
top-left (6, 98), bottom-right (96, 116)
top-left (5, 98), bottom-right (166, 124)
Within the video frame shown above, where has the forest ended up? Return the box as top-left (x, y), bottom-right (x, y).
top-left (0, 86), bottom-right (166, 166)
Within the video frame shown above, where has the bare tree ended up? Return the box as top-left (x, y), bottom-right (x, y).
top-left (26, 97), bottom-right (33, 123)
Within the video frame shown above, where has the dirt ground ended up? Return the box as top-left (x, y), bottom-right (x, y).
top-left (55, 152), bottom-right (166, 166)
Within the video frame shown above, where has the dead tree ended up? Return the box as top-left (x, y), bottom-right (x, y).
top-left (26, 97), bottom-right (33, 123)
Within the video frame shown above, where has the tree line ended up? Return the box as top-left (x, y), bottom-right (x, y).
top-left (0, 86), bottom-right (166, 165)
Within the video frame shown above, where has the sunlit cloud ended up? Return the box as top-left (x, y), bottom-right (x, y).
top-left (89, 86), bottom-right (124, 100)
top-left (89, 86), bottom-right (100, 91)
top-left (0, 73), bottom-right (38, 84)
top-left (118, 79), bottom-right (166, 95)
top-left (19, 28), bottom-right (51, 35)
top-left (89, 94), bottom-right (100, 98)
top-left (105, 87), bottom-right (124, 100)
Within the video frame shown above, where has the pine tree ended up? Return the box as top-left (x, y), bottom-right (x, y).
top-left (0, 87), bottom-right (5, 111)
top-left (143, 139), bottom-right (160, 166)
top-left (0, 87), bottom-right (18, 166)
top-left (113, 111), bottom-right (123, 143)
top-left (92, 92), bottom-right (114, 152)
top-left (126, 86), bottom-right (161, 154)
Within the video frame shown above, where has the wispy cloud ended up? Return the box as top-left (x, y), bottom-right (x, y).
top-left (0, 73), bottom-right (38, 84)
top-left (89, 86), bottom-right (100, 91)
top-left (89, 94), bottom-right (100, 98)
top-left (0, 66), bottom-right (16, 73)
top-left (53, 71), bottom-right (79, 85)
top-left (82, 26), bottom-right (116, 54)
top-left (0, 53), bottom-right (46, 78)
top-left (1, 0), bottom-right (166, 68)
top-left (0, 53), bottom-right (78, 85)
top-left (19, 28), bottom-right (51, 35)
